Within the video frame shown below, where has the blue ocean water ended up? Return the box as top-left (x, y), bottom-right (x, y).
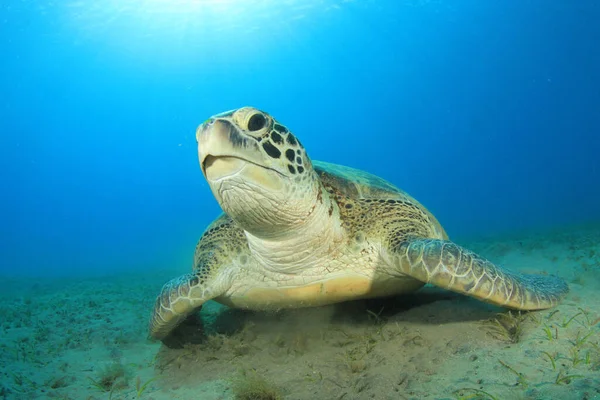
top-left (1, 0), bottom-right (599, 280)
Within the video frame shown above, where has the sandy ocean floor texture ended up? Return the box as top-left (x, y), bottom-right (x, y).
top-left (1, 224), bottom-right (599, 400)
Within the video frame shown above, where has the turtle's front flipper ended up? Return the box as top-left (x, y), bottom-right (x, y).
top-left (149, 272), bottom-right (226, 340)
top-left (389, 239), bottom-right (568, 309)
top-left (150, 215), bottom-right (247, 341)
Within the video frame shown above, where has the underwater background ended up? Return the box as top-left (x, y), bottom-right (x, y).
top-left (1, 1), bottom-right (600, 399)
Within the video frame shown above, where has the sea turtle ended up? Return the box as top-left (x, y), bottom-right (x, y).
top-left (149, 106), bottom-right (568, 340)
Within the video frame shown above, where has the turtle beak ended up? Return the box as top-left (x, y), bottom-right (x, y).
top-left (197, 119), bottom-right (240, 177)
top-left (197, 118), bottom-right (269, 179)
top-left (200, 155), bottom-right (213, 177)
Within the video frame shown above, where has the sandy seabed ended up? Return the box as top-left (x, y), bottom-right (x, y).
top-left (1, 225), bottom-right (600, 400)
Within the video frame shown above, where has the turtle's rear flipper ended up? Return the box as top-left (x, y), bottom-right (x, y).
top-left (390, 239), bottom-right (568, 310)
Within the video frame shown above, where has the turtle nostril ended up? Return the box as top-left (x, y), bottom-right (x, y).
top-left (247, 113), bottom-right (267, 132)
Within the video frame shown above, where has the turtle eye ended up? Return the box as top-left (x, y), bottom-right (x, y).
top-left (247, 113), bottom-right (267, 132)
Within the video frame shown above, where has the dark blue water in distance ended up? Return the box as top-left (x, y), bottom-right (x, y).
top-left (1, 0), bottom-right (599, 278)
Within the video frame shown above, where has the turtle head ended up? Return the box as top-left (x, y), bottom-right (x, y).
top-left (196, 107), bottom-right (320, 239)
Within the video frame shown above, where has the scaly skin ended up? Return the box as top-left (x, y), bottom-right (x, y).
top-left (392, 239), bottom-right (567, 310)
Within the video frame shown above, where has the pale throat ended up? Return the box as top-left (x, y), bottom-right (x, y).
top-left (244, 187), bottom-right (344, 274)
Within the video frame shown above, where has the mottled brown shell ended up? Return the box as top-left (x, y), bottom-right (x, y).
top-left (313, 161), bottom-right (448, 240)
